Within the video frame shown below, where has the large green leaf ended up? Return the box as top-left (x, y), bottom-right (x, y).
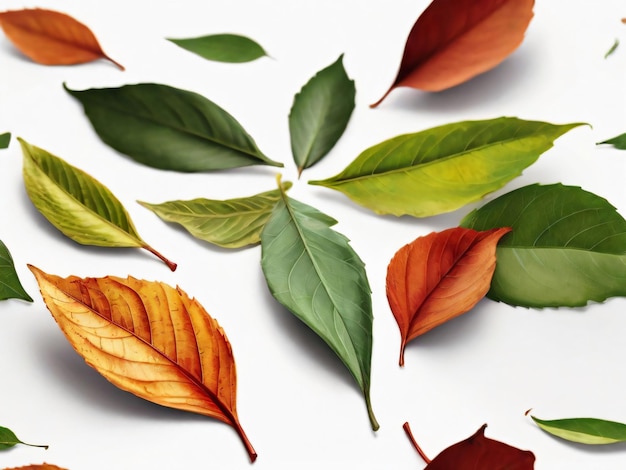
top-left (167, 33), bottom-right (269, 63)
top-left (289, 54), bottom-right (355, 176)
top-left (0, 132), bottom-right (10, 149)
top-left (260, 177), bottom-right (378, 430)
top-left (460, 183), bottom-right (626, 307)
top-left (309, 117), bottom-right (584, 217)
top-left (64, 82), bottom-right (282, 171)
top-left (138, 181), bottom-right (292, 248)
top-left (531, 415), bottom-right (626, 445)
top-left (20, 138), bottom-right (176, 271)
top-left (0, 239), bottom-right (32, 302)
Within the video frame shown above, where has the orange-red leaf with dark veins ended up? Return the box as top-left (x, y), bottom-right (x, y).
top-left (371, 0), bottom-right (534, 106)
top-left (0, 8), bottom-right (123, 69)
top-left (387, 227), bottom-right (511, 365)
top-left (3, 465), bottom-right (68, 470)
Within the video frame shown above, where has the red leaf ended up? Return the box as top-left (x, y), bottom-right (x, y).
top-left (0, 8), bottom-right (124, 69)
top-left (371, 0), bottom-right (534, 106)
top-left (404, 423), bottom-right (535, 469)
top-left (386, 227), bottom-right (511, 366)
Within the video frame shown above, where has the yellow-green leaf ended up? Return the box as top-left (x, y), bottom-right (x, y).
top-left (531, 415), bottom-right (626, 445)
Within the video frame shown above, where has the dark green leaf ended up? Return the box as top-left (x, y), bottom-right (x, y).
top-left (598, 132), bottom-right (626, 149)
top-left (461, 183), bottom-right (626, 307)
top-left (138, 181), bottom-right (292, 248)
top-left (309, 117), bottom-right (584, 217)
top-left (0, 425), bottom-right (47, 450)
top-left (531, 415), bottom-right (626, 444)
top-left (64, 82), bottom-right (282, 171)
top-left (0, 132), bottom-right (10, 149)
top-left (289, 54), bottom-right (355, 176)
top-left (261, 177), bottom-right (378, 430)
top-left (0, 239), bottom-right (32, 302)
top-left (20, 138), bottom-right (176, 271)
top-left (167, 33), bottom-right (268, 63)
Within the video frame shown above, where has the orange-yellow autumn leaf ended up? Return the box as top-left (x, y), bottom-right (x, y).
top-left (386, 227), bottom-right (511, 366)
top-left (28, 265), bottom-right (255, 462)
top-left (0, 8), bottom-right (123, 69)
top-left (3, 464), bottom-right (68, 470)
top-left (371, 0), bottom-right (534, 106)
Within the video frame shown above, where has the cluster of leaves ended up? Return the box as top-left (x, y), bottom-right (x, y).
top-left (2, 0), bottom-right (626, 468)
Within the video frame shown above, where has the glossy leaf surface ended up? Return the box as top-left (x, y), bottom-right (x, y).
top-left (20, 139), bottom-right (175, 271)
top-left (29, 266), bottom-right (256, 462)
top-left (387, 227), bottom-right (510, 366)
top-left (531, 415), bottom-right (626, 445)
top-left (139, 181), bottom-right (291, 248)
top-left (598, 132), bottom-right (626, 149)
top-left (310, 118), bottom-right (583, 217)
top-left (0, 133), bottom-right (10, 149)
top-left (289, 54), bottom-right (355, 175)
top-left (0, 8), bottom-right (123, 69)
top-left (168, 33), bottom-right (268, 63)
top-left (261, 178), bottom-right (377, 430)
top-left (65, 83), bottom-right (282, 171)
top-left (371, 0), bottom-right (534, 106)
top-left (0, 239), bottom-right (32, 301)
top-left (461, 183), bottom-right (626, 307)
top-left (0, 426), bottom-right (47, 450)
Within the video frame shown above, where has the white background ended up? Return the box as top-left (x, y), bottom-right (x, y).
top-left (1, 1), bottom-right (626, 468)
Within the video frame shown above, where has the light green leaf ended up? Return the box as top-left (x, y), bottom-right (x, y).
top-left (261, 176), bottom-right (378, 430)
top-left (598, 132), bottom-right (626, 149)
top-left (64, 82), bottom-right (282, 171)
top-left (138, 181), bottom-right (292, 248)
top-left (289, 54), bottom-right (355, 176)
top-left (605, 38), bottom-right (619, 59)
top-left (19, 138), bottom-right (176, 271)
top-left (309, 117), bottom-right (584, 217)
top-left (167, 33), bottom-right (269, 63)
top-left (460, 183), bottom-right (626, 307)
top-left (0, 425), bottom-right (47, 450)
top-left (0, 239), bottom-right (32, 302)
top-left (0, 132), bottom-right (10, 149)
top-left (531, 415), bottom-right (626, 445)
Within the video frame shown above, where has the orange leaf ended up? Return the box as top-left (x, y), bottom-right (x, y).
top-left (28, 265), bottom-right (256, 462)
top-left (0, 8), bottom-right (124, 69)
top-left (371, 0), bottom-right (534, 106)
top-left (3, 464), bottom-right (68, 470)
top-left (386, 227), bottom-right (511, 366)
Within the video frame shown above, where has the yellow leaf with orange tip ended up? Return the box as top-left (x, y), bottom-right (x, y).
top-left (3, 464), bottom-right (68, 470)
top-left (28, 265), bottom-right (256, 462)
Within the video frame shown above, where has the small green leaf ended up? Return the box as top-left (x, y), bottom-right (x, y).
top-left (605, 38), bottom-right (619, 58)
top-left (64, 82), bottom-right (282, 171)
top-left (531, 415), bottom-right (626, 445)
top-left (167, 33), bottom-right (269, 63)
top-left (0, 132), bottom-right (10, 149)
top-left (0, 239), bottom-right (32, 302)
top-left (138, 181), bottom-right (292, 248)
top-left (261, 176), bottom-right (378, 430)
top-left (597, 132), bottom-right (626, 149)
top-left (0, 425), bottom-right (47, 450)
top-left (461, 183), bottom-right (626, 307)
top-left (289, 54), bottom-right (355, 176)
top-left (19, 138), bottom-right (176, 271)
top-left (309, 117), bottom-right (585, 217)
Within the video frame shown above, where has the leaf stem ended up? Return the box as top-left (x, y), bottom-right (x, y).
top-left (233, 419), bottom-right (257, 463)
top-left (142, 244), bottom-right (177, 271)
top-left (105, 54), bottom-right (125, 71)
top-left (365, 391), bottom-right (379, 431)
top-left (403, 422), bottom-right (431, 464)
top-left (399, 340), bottom-right (406, 367)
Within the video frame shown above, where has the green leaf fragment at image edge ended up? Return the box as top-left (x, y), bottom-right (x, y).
top-left (0, 426), bottom-right (47, 450)
top-left (0, 132), bottom-right (10, 149)
top-left (598, 132), bottom-right (626, 149)
top-left (64, 82), bottom-right (282, 171)
top-left (138, 181), bottom-right (292, 248)
top-left (531, 416), bottom-right (626, 444)
top-left (309, 117), bottom-right (585, 217)
top-left (460, 183), bottom-right (626, 307)
top-left (0, 240), bottom-right (32, 302)
top-left (167, 33), bottom-right (269, 63)
top-left (261, 177), bottom-right (378, 430)
top-left (289, 54), bottom-right (355, 175)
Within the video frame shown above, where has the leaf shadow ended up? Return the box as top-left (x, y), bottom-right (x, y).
top-left (31, 324), bottom-right (207, 422)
